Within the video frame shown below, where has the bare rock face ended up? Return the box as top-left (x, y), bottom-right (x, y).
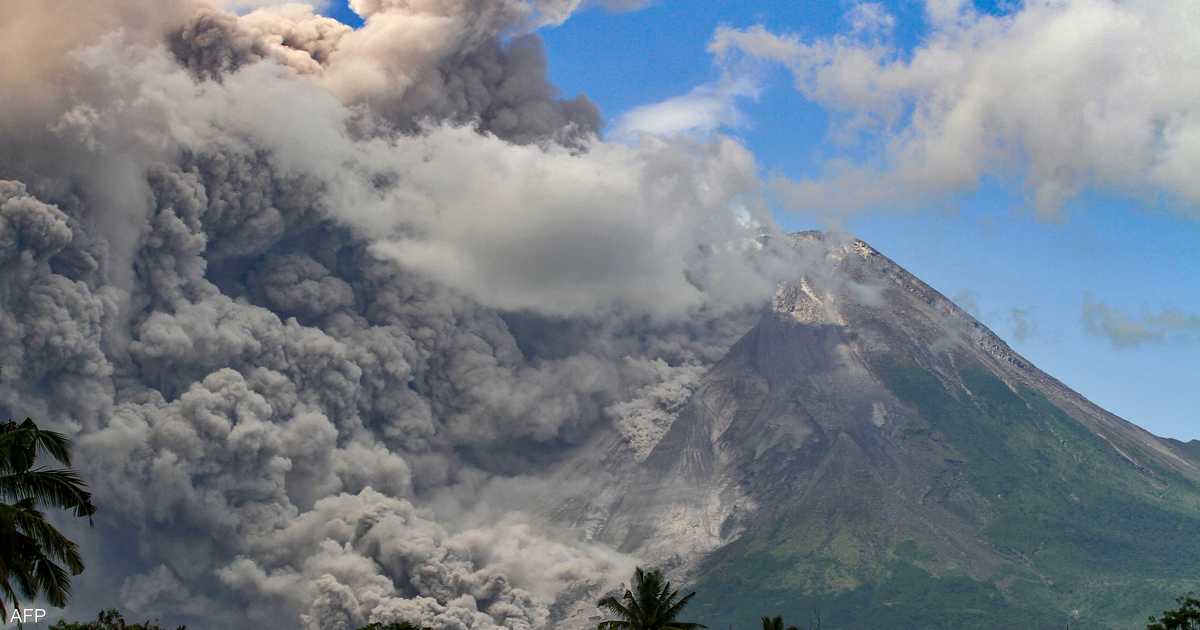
top-left (558, 232), bottom-right (1200, 630)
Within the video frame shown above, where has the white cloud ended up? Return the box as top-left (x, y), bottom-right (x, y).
top-left (613, 77), bottom-right (758, 138)
top-left (714, 0), bottom-right (1200, 219)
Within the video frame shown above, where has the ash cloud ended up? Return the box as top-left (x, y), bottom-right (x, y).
top-left (169, 1), bottom-right (601, 144)
top-left (0, 1), bottom-right (800, 628)
top-left (1009, 307), bottom-right (1036, 344)
top-left (951, 289), bottom-right (981, 319)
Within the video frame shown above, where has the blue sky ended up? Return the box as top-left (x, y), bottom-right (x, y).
top-left (326, 0), bottom-right (1199, 440)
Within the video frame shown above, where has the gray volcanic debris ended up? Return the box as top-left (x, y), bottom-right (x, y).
top-left (557, 232), bottom-right (1200, 628)
top-left (5, 2), bottom-right (1196, 629)
top-left (0, 1), bottom-right (798, 628)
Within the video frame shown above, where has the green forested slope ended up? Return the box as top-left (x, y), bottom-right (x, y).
top-left (689, 359), bottom-right (1200, 629)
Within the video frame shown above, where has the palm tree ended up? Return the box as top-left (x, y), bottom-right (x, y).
top-left (0, 418), bottom-right (97, 621)
top-left (596, 567), bottom-right (706, 630)
top-left (760, 616), bottom-right (799, 630)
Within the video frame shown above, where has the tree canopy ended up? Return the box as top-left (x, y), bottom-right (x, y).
top-left (1149, 595), bottom-right (1200, 630)
top-left (1, 418), bottom-right (97, 620)
top-left (596, 567), bottom-right (706, 630)
top-left (760, 615), bottom-right (799, 630)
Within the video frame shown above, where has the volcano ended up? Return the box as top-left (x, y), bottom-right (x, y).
top-left (558, 232), bottom-right (1200, 629)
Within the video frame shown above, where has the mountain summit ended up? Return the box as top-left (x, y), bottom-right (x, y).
top-left (563, 232), bottom-right (1200, 629)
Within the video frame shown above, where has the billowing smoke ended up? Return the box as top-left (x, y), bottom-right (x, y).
top-left (0, 1), bottom-right (798, 628)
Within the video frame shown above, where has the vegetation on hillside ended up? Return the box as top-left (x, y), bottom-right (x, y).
top-left (682, 357), bottom-right (1200, 629)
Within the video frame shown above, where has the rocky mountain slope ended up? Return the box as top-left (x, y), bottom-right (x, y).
top-left (558, 232), bottom-right (1200, 629)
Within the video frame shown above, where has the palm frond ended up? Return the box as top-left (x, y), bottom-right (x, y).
top-left (0, 467), bottom-right (96, 520)
top-left (662, 591), bottom-right (697, 621)
top-left (8, 503), bottom-right (84, 573)
top-left (598, 595), bottom-right (636, 620)
top-left (9, 552), bottom-right (37, 601)
top-left (0, 571), bottom-right (21, 625)
top-left (30, 554), bottom-right (72, 607)
top-left (0, 419), bottom-right (72, 472)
